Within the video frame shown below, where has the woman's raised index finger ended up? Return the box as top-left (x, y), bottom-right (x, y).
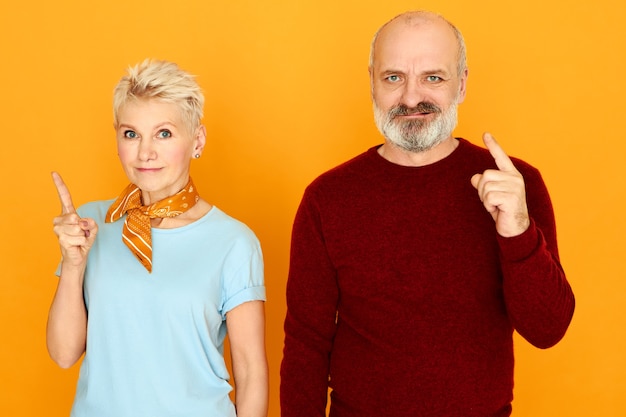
top-left (51, 171), bottom-right (76, 214)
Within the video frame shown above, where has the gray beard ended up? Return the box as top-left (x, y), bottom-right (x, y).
top-left (373, 101), bottom-right (459, 153)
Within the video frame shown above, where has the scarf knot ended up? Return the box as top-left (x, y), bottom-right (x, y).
top-left (105, 178), bottom-right (200, 273)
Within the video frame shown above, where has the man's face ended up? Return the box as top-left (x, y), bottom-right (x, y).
top-left (370, 17), bottom-right (467, 152)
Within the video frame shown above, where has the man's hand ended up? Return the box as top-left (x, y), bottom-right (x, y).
top-left (470, 133), bottom-right (530, 237)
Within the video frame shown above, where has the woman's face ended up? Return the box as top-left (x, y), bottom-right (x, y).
top-left (115, 98), bottom-right (205, 205)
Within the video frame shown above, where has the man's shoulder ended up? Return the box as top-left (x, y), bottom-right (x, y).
top-left (310, 146), bottom-right (379, 187)
top-left (295, 146), bottom-right (380, 207)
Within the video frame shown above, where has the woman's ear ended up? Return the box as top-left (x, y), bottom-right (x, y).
top-left (193, 125), bottom-right (207, 157)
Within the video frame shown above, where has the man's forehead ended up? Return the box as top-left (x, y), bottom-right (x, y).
top-left (374, 18), bottom-right (459, 67)
top-left (379, 12), bottom-right (444, 36)
top-left (376, 36), bottom-right (457, 66)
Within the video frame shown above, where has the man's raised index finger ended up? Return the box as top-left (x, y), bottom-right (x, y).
top-left (483, 132), bottom-right (517, 172)
top-left (51, 171), bottom-right (76, 214)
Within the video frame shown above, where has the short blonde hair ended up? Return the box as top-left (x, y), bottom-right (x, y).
top-left (113, 59), bottom-right (204, 133)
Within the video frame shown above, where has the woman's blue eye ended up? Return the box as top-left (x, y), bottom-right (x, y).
top-left (158, 130), bottom-right (172, 138)
top-left (124, 130), bottom-right (137, 139)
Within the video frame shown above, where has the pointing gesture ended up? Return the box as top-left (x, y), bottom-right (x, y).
top-left (470, 133), bottom-right (530, 237)
top-left (51, 172), bottom-right (98, 267)
top-left (52, 171), bottom-right (78, 216)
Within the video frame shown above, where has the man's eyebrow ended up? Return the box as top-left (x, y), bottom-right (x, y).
top-left (379, 69), bottom-right (405, 75)
top-left (378, 68), bottom-right (451, 76)
top-left (425, 68), bottom-right (453, 75)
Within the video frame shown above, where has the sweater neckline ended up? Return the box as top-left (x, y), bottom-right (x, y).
top-left (367, 138), bottom-right (468, 173)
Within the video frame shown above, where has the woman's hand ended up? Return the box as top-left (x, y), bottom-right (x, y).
top-left (47, 172), bottom-right (94, 368)
top-left (52, 172), bottom-right (98, 268)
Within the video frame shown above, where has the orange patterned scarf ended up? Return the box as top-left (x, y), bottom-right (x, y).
top-left (105, 178), bottom-right (200, 273)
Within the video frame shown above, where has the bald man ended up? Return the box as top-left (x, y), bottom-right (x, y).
top-left (280, 11), bottom-right (574, 417)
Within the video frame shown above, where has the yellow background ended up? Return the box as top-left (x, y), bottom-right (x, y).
top-left (1, 0), bottom-right (624, 416)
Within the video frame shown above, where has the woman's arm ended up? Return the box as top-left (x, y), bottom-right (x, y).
top-left (46, 172), bottom-right (97, 368)
top-left (47, 263), bottom-right (88, 368)
top-left (226, 300), bottom-right (268, 417)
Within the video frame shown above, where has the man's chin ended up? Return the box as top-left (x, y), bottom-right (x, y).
top-left (387, 134), bottom-right (447, 153)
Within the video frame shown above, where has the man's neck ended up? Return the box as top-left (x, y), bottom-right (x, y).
top-left (377, 137), bottom-right (459, 167)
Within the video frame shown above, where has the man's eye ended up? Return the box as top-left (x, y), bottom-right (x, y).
top-left (426, 75), bottom-right (442, 82)
top-left (386, 75), bottom-right (401, 82)
top-left (158, 130), bottom-right (172, 139)
top-left (124, 130), bottom-right (137, 139)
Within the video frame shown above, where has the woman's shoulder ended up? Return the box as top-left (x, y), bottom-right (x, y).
top-left (208, 209), bottom-right (262, 254)
top-left (208, 207), bottom-right (259, 240)
top-left (76, 199), bottom-right (115, 221)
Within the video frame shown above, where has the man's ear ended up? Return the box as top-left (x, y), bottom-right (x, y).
top-left (368, 66), bottom-right (375, 99)
top-left (457, 67), bottom-right (469, 104)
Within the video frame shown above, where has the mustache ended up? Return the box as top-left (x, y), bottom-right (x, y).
top-left (389, 102), bottom-right (442, 118)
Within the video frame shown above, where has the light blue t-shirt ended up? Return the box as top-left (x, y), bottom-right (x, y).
top-left (64, 200), bottom-right (265, 417)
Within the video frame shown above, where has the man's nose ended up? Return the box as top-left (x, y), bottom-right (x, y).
top-left (399, 78), bottom-right (427, 108)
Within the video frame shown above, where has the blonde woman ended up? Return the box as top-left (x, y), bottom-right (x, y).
top-left (47, 59), bottom-right (268, 417)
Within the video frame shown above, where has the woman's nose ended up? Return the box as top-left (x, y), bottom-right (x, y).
top-left (137, 138), bottom-right (157, 161)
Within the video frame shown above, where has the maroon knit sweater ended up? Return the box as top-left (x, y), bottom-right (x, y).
top-left (280, 139), bottom-right (575, 417)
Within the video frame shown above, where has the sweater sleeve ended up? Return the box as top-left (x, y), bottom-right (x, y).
top-left (280, 186), bottom-right (338, 417)
top-left (498, 167), bottom-right (575, 349)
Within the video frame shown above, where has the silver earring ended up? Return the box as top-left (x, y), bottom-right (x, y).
top-left (194, 154), bottom-right (200, 159)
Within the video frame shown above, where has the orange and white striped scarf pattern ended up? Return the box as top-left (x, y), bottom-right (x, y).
top-left (105, 178), bottom-right (200, 273)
